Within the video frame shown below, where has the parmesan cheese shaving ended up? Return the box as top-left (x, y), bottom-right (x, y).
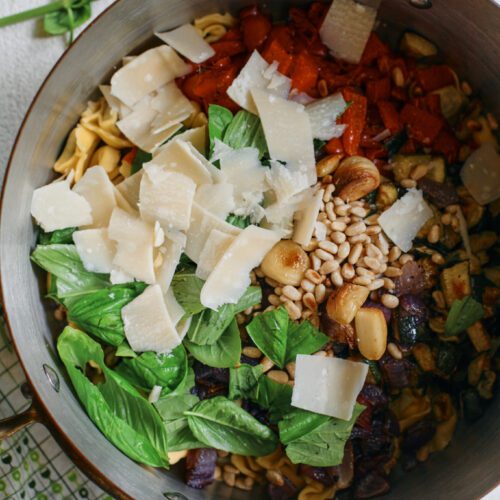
top-left (156, 231), bottom-right (186, 293)
top-left (156, 24), bottom-right (215, 63)
top-left (115, 170), bottom-right (143, 211)
top-left (306, 93), bottom-right (348, 140)
top-left (200, 225), bottom-right (280, 310)
top-left (196, 229), bottom-right (235, 280)
top-left (150, 82), bottom-right (194, 134)
top-left (194, 183), bottom-right (235, 220)
top-left (162, 126), bottom-right (207, 155)
top-left (73, 228), bottom-right (116, 274)
top-left (293, 189), bottom-right (324, 246)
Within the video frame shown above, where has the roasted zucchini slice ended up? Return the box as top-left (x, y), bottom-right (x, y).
top-left (466, 321), bottom-right (491, 352)
top-left (400, 32), bottom-right (438, 58)
top-left (440, 261), bottom-right (471, 307)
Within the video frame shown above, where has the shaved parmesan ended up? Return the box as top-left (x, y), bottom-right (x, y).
top-left (293, 189), bottom-right (324, 246)
top-left (99, 85), bottom-right (122, 114)
top-left (461, 142), bottom-right (500, 205)
top-left (108, 208), bottom-right (156, 284)
top-left (148, 139), bottom-right (214, 185)
top-left (251, 88), bottom-right (316, 184)
top-left (110, 46), bottom-right (190, 108)
top-left (196, 229), bottom-right (235, 280)
top-left (164, 288), bottom-right (185, 327)
top-left (319, 0), bottom-right (378, 64)
top-left (140, 167), bottom-right (196, 232)
top-left (73, 228), bottom-right (115, 274)
top-left (378, 188), bottom-right (433, 252)
top-left (110, 267), bottom-right (134, 285)
top-left (156, 232), bottom-right (186, 293)
top-left (195, 183), bottom-right (235, 220)
top-left (122, 284), bottom-right (181, 353)
top-left (200, 225), bottom-right (280, 310)
top-left (306, 93), bottom-right (348, 140)
top-left (73, 166), bottom-right (117, 228)
top-left (185, 202), bottom-right (241, 263)
top-left (31, 179), bottom-right (92, 231)
top-left (292, 354), bottom-right (368, 420)
top-left (227, 50), bottom-right (291, 114)
top-left (150, 82), bottom-right (194, 134)
top-left (166, 126), bottom-right (207, 155)
top-left (116, 170), bottom-right (143, 210)
top-left (148, 385), bottom-right (163, 404)
top-left (266, 161), bottom-right (310, 203)
top-left (156, 24), bottom-right (215, 63)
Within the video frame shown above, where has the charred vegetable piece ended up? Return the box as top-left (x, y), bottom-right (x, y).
top-left (354, 471), bottom-right (390, 499)
top-left (401, 418), bottom-right (436, 451)
top-left (436, 343), bottom-right (461, 376)
top-left (412, 343), bottom-right (436, 372)
top-left (394, 261), bottom-right (426, 296)
top-left (466, 321), bottom-right (491, 352)
top-left (440, 262), bottom-right (471, 307)
top-left (417, 178), bottom-right (459, 208)
top-left (185, 448), bottom-right (218, 489)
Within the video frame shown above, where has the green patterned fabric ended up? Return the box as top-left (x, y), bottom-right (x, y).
top-left (0, 320), bottom-right (110, 499)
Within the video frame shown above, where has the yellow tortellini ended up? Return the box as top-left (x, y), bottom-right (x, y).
top-left (194, 12), bottom-right (236, 43)
top-left (90, 145), bottom-right (121, 176)
top-left (390, 388), bottom-right (432, 432)
top-left (80, 98), bottom-right (132, 149)
top-left (298, 480), bottom-right (337, 500)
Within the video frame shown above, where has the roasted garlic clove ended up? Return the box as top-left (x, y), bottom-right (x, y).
top-left (333, 156), bottom-right (380, 202)
top-left (354, 307), bottom-right (387, 361)
top-left (316, 154), bottom-right (343, 177)
top-left (326, 283), bottom-right (369, 324)
top-left (260, 240), bottom-right (309, 286)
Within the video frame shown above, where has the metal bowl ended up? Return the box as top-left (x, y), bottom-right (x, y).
top-left (1, 1), bottom-right (499, 498)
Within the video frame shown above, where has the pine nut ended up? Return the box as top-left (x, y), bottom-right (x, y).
top-left (431, 252), bottom-right (445, 265)
top-left (345, 221), bottom-right (366, 236)
top-left (383, 278), bottom-right (395, 290)
top-left (366, 243), bottom-right (383, 259)
top-left (375, 234), bottom-right (390, 255)
top-left (348, 242), bottom-right (363, 264)
top-left (242, 346), bottom-right (262, 358)
top-left (311, 254), bottom-right (321, 271)
top-left (365, 225), bottom-right (382, 235)
top-left (268, 294), bottom-right (281, 306)
top-left (336, 216), bottom-right (351, 224)
top-left (364, 256), bottom-right (381, 272)
top-left (369, 278), bottom-right (385, 290)
top-left (265, 277), bottom-right (279, 287)
top-left (356, 266), bottom-right (374, 277)
top-left (303, 292), bottom-right (317, 311)
top-left (350, 206), bottom-right (367, 218)
top-left (461, 80), bottom-right (472, 96)
top-left (381, 293), bottom-right (399, 308)
top-left (318, 212), bottom-right (328, 222)
top-left (385, 266), bottom-right (403, 277)
top-left (331, 221), bottom-right (346, 231)
top-left (305, 269), bottom-right (322, 284)
top-left (214, 465), bottom-right (222, 481)
top-left (301, 278), bottom-right (315, 293)
top-left (399, 254), bottom-right (414, 265)
top-left (365, 213), bottom-right (379, 225)
top-left (401, 178), bottom-right (417, 189)
top-left (427, 224), bottom-right (441, 244)
top-left (325, 202), bottom-right (336, 221)
top-left (349, 234), bottom-right (370, 244)
top-left (266, 470), bottom-right (284, 487)
top-left (318, 240), bottom-right (338, 255)
top-left (223, 471), bottom-right (236, 487)
top-left (255, 268), bottom-right (265, 278)
top-left (379, 262), bottom-right (388, 274)
top-left (432, 290), bottom-right (446, 309)
top-left (320, 259), bottom-right (339, 275)
top-left (331, 270), bottom-right (344, 287)
top-left (302, 309), bottom-right (313, 320)
top-left (286, 361), bottom-right (296, 379)
top-left (323, 183), bottom-right (335, 202)
top-left (392, 66), bottom-right (405, 87)
top-left (314, 283), bottom-right (326, 303)
top-left (411, 164), bottom-right (429, 180)
top-left (387, 342), bottom-right (403, 360)
top-left (267, 370), bottom-right (289, 384)
top-left (337, 241), bottom-right (351, 261)
top-left (333, 196), bottom-right (344, 206)
top-left (284, 300), bottom-right (301, 320)
top-left (303, 239), bottom-right (319, 252)
top-left (331, 231), bottom-right (347, 244)
top-left (224, 464), bottom-right (240, 474)
top-left (314, 350), bottom-right (327, 357)
top-left (317, 79), bottom-right (329, 98)
top-left (323, 174), bottom-right (333, 184)
top-left (282, 285), bottom-right (302, 301)
top-left (260, 356), bottom-right (274, 372)
top-left (388, 246), bottom-right (402, 262)
top-left (235, 477), bottom-right (254, 491)
top-left (353, 276), bottom-right (372, 286)
top-left (341, 262), bottom-right (355, 280)
top-left (335, 204), bottom-right (350, 217)
top-left (274, 287), bottom-right (283, 296)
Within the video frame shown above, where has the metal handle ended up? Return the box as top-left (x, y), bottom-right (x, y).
top-left (0, 403), bottom-right (41, 440)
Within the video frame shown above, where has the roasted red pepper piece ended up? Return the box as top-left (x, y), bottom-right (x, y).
top-left (377, 101), bottom-right (402, 133)
top-left (291, 51), bottom-right (319, 93)
top-left (307, 1), bottom-right (328, 28)
top-left (210, 40), bottom-right (246, 60)
top-left (412, 94), bottom-right (441, 116)
top-left (122, 147), bottom-right (137, 164)
top-left (366, 77), bottom-right (391, 102)
top-left (239, 5), bottom-right (259, 18)
top-left (361, 32), bottom-right (390, 66)
top-left (241, 13), bottom-right (272, 51)
top-left (325, 137), bottom-right (344, 155)
top-left (433, 129), bottom-right (460, 164)
top-left (416, 65), bottom-right (455, 92)
top-left (341, 88), bottom-right (368, 156)
top-left (290, 7), bottom-right (318, 46)
top-left (400, 103), bottom-right (444, 145)
top-left (262, 39), bottom-right (294, 75)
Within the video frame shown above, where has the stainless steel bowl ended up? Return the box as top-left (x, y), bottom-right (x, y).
top-left (1, 1), bottom-right (499, 498)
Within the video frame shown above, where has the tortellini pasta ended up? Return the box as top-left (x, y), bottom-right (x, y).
top-left (194, 12), bottom-right (236, 43)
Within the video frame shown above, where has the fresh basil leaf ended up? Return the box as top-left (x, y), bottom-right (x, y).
top-left (186, 396), bottom-right (278, 456)
top-left (223, 110), bottom-right (268, 159)
top-left (246, 306), bottom-right (289, 368)
top-left (176, 253), bottom-right (196, 273)
top-left (284, 404), bottom-right (365, 466)
top-left (31, 244), bottom-right (110, 300)
top-left (285, 321), bottom-right (329, 364)
top-left (43, 2), bottom-right (91, 36)
top-left (313, 139), bottom-right (327, 154)
top-left (278, 408), bottom-right (330, 445)
top-left (184, 319), bottom-right (241, 368)
top-left (115, 342), bottom-right (137, 358)
top-left (65, 282), bottom-right (147, 346)
top-left (445, 296), bottom-right (484, 336)
top-left (156, 393), bottom-right (200, 422)
top-left (38, 227), bottom-right (76, 245)
top-left (187, 303), bottom-right (235, 345)
top-left (208, 104), bottom-right (233, 156)
top-left (229, 364), bottom-right (264, 400)
top-left (235, 286), bottom-right (262, 313)
top-left (165, 417), bottom-right (206, 451)
top-left (131, 148), bottom-right (153, 174)
top-left (171, 268), bottom-right (205, 316)
top-left (226, 214), bottom-right (252, 229)
top-left (116, 346), bottom-right (188, 395)
top-left (57, 327), bottom-right (169, 467)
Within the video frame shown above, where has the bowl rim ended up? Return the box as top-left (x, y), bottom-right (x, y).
top-left (0, 1), bottom-right (134, 497)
